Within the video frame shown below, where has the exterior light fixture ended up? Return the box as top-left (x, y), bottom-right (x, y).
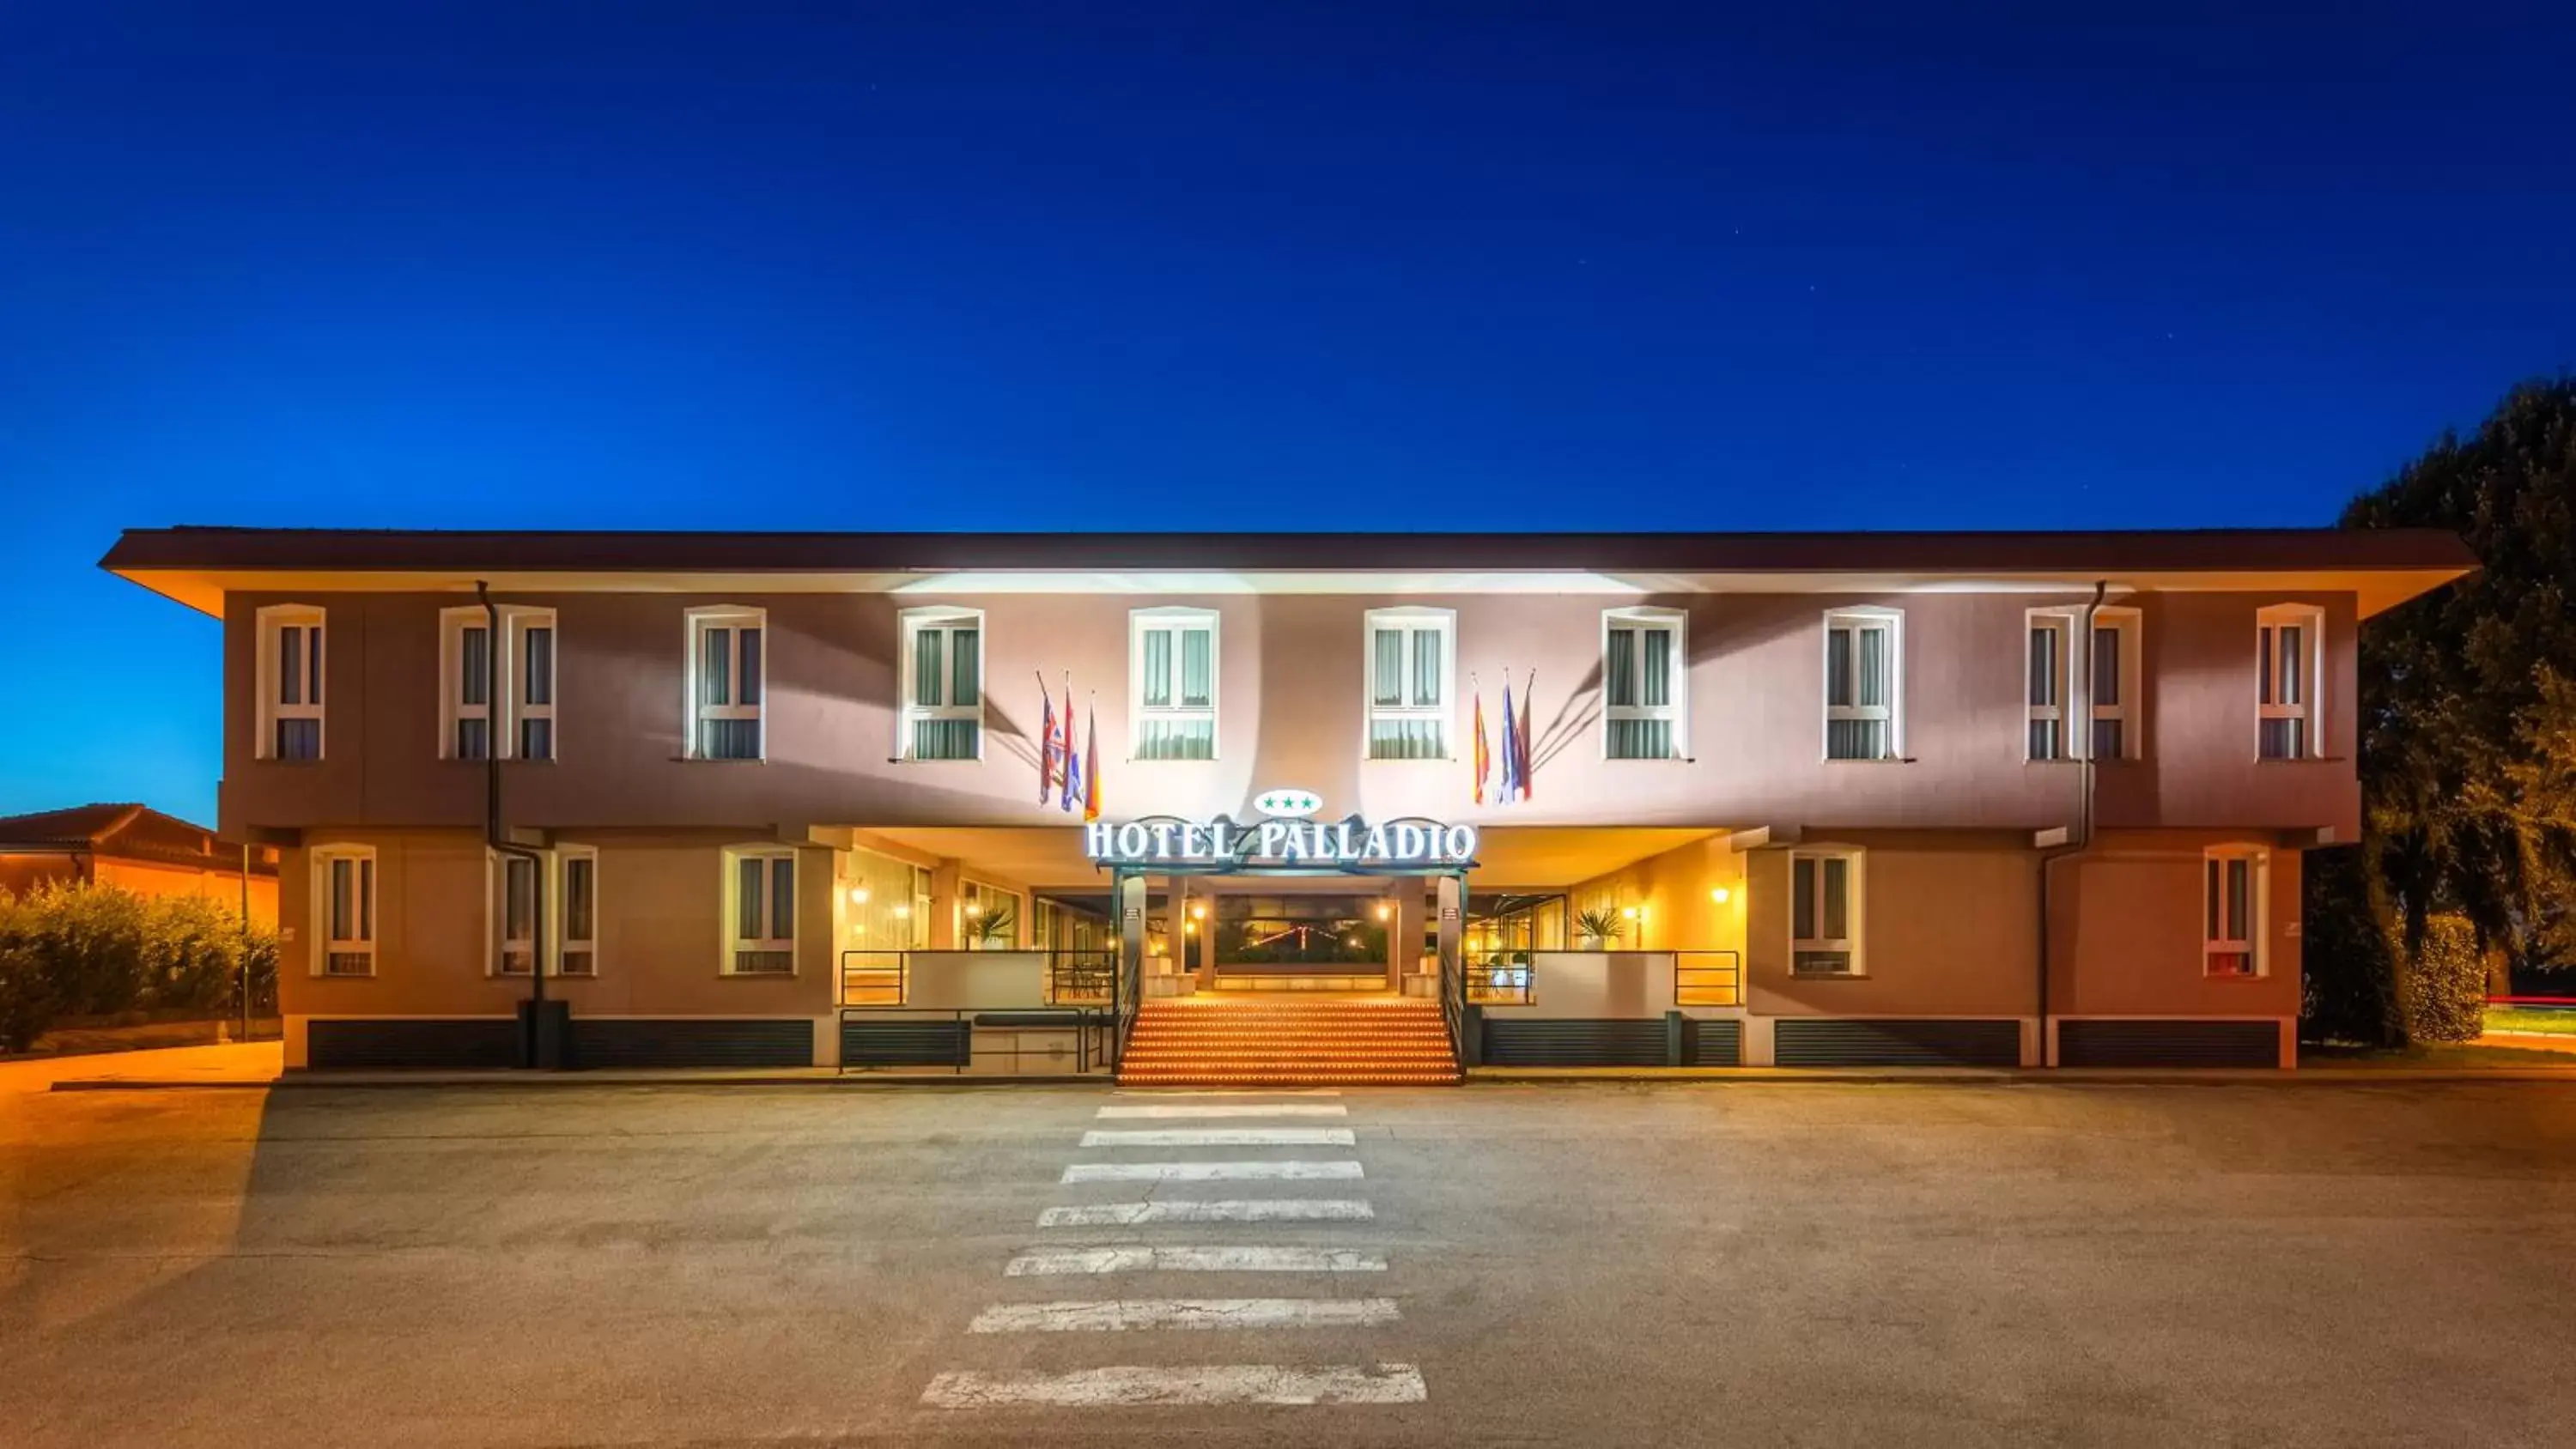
top-left (964, 900), bottom-right (982, 918)
top-left (848, 887), bottom-right (870, 906)
top-left (1183, 920), bottom-right (1198, 935)
top-left (1191, 903), bottom-right (1207, 920)
top-left (1376, 902), bottom-right (1393, 920)
top-left (1709, 887), bottom-right (1730, 905)
top-left (893, 903), bottom-right (909, 918)
top-left (1621, 906), bottom-right (1639, 920)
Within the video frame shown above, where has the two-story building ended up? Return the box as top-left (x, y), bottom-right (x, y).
top-left (102, 526), bottom-right (2472, 1078)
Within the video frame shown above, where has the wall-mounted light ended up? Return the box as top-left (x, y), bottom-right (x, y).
top-left (1620, 906), bottom-right (1640, 920)
top-left (1375, 902), bottom-right (1393, 921)
top-left (848, 887), bottom-right (871, 906)
top-left (1183, 919), bottom-right (1198, 935)
top-left (892, 903), bottom-right (910, 919)
top-left (1709, 887), bottom-right (1731, 905)
top-left (964, 900), bottom-right (983, 918)
top-left (1191, 903), bottom-right (1207, 920)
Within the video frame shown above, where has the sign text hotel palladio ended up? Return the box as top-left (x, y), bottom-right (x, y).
top-left (1084, 818), bottom-right (1479, 870)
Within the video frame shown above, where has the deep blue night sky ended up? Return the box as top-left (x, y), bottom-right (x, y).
top-left (4, 2), bottom-right (2570, 822)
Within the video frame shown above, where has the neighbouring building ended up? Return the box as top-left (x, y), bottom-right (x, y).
top-left (0, 802), bottom-right (279, 925)
top-left (100, 525), bottom-right (2471, 1077)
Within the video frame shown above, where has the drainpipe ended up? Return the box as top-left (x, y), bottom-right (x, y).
top-left (2036, 580), bottom-right (2109, 1068)
top-left (480, 581), bottom-right (556, 1066)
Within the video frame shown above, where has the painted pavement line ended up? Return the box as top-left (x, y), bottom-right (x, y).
top-left (967, 1297), bottom-right (1401, 1333)
top-left (1062, 1160), bottom-right (1364, 1183)
top-left (1094, 1103), bottom-right (1349, 1119)
top-left (921, 1363), bottom-right (1427, 1408)
top-left (1038, 1198), bottom-right (1376, 1226)
top-left (1078, 1126), bottom-right (1357, 1148)
top-left (1005, 1245), bottom-right (1389, 1275)
top-left (1110, 1088), bottom-right (1342, 1097)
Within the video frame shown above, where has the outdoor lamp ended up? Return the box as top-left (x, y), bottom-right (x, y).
top-left (1192, 903), bottom-right (1207, 919)
top-left (848, 887), bottom-right (870, 906)
top-left (1710, 887), bottom-right (1730, 905)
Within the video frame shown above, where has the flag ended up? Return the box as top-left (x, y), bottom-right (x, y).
top-left (1504, 674), bottom-right (1525, 803)
top-left (1036, 676), bottom-right (1058, 804)
top-left (1471, 679), bottom-right (1491, 805)
top-left (1059, 679), bottom-right (1080, 812)
top-left (1498, 677), bottom-right (1521, 803)
top-left (1082, 700), bottom-right (1103, 822)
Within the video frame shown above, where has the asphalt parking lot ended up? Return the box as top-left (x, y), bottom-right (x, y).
top-left (4, 1079), bottom-right (2573, 1447)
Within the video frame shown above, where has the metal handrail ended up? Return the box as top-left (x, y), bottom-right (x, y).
top-left (1674, 949), bottom-right (1744, 1008)
top-left (1114, 949), bottom-right (1142, 1067)
top-left (1046, 949), bottom-right (1117, 1005)
top-left (1464, 953), bottom-right (1533, 1006)
top-left (840, 949), bottom-right (908, 1007)
top-left (835, 1003), bottom-right (1109, 1076)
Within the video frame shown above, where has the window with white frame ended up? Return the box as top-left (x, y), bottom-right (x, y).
top-left (1131, 608), bottom-right (1217, 760)
top-left (2026, 613), bottom-right (2072, 761)
top-left (1823, 609), bottom-right (1901, 760)
top-left (256, 605), bottom-right (326, 761)
top-left (961, 879), bottom-right (1022, 950)
top-left (494, 852), bottom-right (542, 976)
top-left (899, 608), bottom-right (984, 761)
top-left (441, 607), bottom-right (556, 761)
top-left (726, 848), bottom-right (797, 973)
top-left (1790, 849), bottom-right (1862, 975)
top-left (686, 607), bottom-right (765, 761)
top-left (2257, 604), bottom-right (2323, 760)
top-left (2090, 606), bottom-right (2141, 761)
top-left (2204, 846), bottom-right (2266, 977)
top-left (908, 864), bottom-right (933, 949)
top-left (313, 846), bottom-right (374, 976)
top-left (557, 846), bottom-right (598, 977)
top-left (1364, 608), bottom-right (1454, 760)
top-left (1603, 607), bottom-right (1684, 760)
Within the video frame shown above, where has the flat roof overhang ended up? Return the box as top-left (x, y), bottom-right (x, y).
top-left (853, 825), bottom-right (1724, 894)
top-left (100, 526), bottom-right (2477, 620)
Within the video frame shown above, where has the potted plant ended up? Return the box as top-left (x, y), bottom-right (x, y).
top-left (1574, 907), bottom-right (1625, 949)
top-left (969, 900), bottom-right (1018, 949)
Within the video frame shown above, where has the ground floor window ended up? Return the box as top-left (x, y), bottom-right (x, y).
top-left (2205, 846), bottom-right (2265, 977)
top-left (727, 849), bottom-right (797, 973)
top-left (961, 880), bottom-right (1021, 949)
top-left (313, 846), bottom-right (375, 976)
top-left (558, 846), bottom-right (598, 976)
top-left (1790, 849), bottom-right (1861, 975)
top-left (494, 852), bottom-right (541, 976)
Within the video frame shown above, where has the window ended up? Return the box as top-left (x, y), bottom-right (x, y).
top-left (557, 847), bottom-right (598, 977)
top-left (441, 607), bottom-right (556, 761)
top-left (909, 864), bottom-right (933, 949)
top-left (313, 846), bottom-right (374, 975)
top-left (2205, 847), bottom-right (2266, 977)
top-left (2026, 614), bottom-right (2070, 761)
top-left (686, 607), bottom-right (765, 761)
top-left (961, 880), bottom-right (1022, 950)
top-left (898, 608), bottom-right (984, 761)
top-left (726, 849), bottom-right (797, 973)
top-left (256, 605), bottom-right (325, 761)
top-left (494, 852), bottom-right (541, 976)
top-left (1823, 609), bottom-right (1901, 760)
top-left (1364, 608), bottom-right (1454, 760)
top-left (2257, 605), bottom-right (2323, 760)
top-left (1603, 608), bottom-right (1685, 760)
top-left (1131, 608), bottom-right (1217, 760)
top-left (1790, 850), bottom-right (1861, 975)
top-left (2026, 605), bottom-right (2142, 761)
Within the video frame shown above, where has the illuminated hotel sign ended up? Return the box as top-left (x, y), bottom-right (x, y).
top-left (1084, 815), bottom-right (1478, 869)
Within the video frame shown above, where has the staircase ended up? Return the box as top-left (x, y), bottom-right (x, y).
top-left (1116, 997), bottom-right (1462, 1087)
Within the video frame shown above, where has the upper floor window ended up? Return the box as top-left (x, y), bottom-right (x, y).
top-left (2026, 613), bottom-right (2072, 761)
top-left (899, 607), bottom-right (983, 761)
top-left (1364, 608), bottom-right (1454, 760)
top-left (1131, 608), bottom-right (1217, 761)
top-left (1790, 849), bottom-right (1862, 976)
top-left (2257, 604), bottom-right (2324, 760)
top-left (1823, 609), bottom-right (1901, 761)
top-left (725, 847), bottom-right (797, 973)
top-left (685, 607), bottom-right (764, 761)
top-left (1603, 608), bottom-right (1685, 761)
top-left (441, 607), bottom-right (557, 761)
top-left (558, 846), bottom-right (598, 977)
top-left (2026, 605), bottom-right (2144, 762)
top-left (312, 845), bottom-right (374, 975)
top-left (256, 604), bottom-right (325, 761)
top-left (2090, 606), bottom-right (2141, 760)
top-left (2204, 846), bottom-right (2266, 977)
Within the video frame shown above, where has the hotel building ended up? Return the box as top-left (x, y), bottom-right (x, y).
top-left (102, 527), bottom-right (2470, 1080)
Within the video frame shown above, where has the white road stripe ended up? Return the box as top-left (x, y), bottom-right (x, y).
top-left (968, 1297), bottom-right (1401, 1333)
top-left (1079, 1127), bottom-right (1356, 1148)
top-left (1112, 1088), bottom-right (1341, 1098)
top-left (1062, 1160), bottom-right (1363, 1184)
top-left (922, 1363), bottom-right (1427, 1407)
top-left (1095, 1103), bottom-right (1348, 1119)
top-left (1039, 1198), bottom-right (1376, 1226)
top-left (1005, 1245), bottom-right (1388, 1275)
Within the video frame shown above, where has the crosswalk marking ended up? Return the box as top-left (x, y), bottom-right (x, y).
top-left (1078, 1127), bottom-right (1356, 1148)
top-left (967, 1297), bottom-right (1401, 1333)
top-left (1062, 1160), bottom-right (1363, 1183)
top-left (1005, 1245), bottom-right (1388, 1276)
top-left (921, 1363), bottom-right (1428, 1408)
top-left (1038, 1198), bottom-right (1376, 1226)
top-left (1095, 1103), bottom-right (1349, 1119)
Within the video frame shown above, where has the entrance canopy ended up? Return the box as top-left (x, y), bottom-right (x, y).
top-left (855, 825), bottom-right (1720, 893)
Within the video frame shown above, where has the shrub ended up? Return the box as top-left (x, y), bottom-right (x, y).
top-left (2398, 912), bottom-right (2488, 1044)
top-left (0, 880), bottom-right (282, 1054)
top-left (2300, 845), bottom-right (2402, 1046)
top-left (11, 879), bottom-right (151, 1016)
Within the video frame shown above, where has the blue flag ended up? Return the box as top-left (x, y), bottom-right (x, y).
top-left (1498, 677), bottom-right (1522, 803)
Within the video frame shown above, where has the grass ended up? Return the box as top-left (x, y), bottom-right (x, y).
top-left (2484, 1004), bottom-right (2576, 1037)
top-left (2300, 1040), bottom-right (2576, 1070)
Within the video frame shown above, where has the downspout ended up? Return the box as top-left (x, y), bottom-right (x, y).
top-left (478, 583), bottom-right (549, 1046)
top-left (2036, 580), bottom-right (2109, 1067)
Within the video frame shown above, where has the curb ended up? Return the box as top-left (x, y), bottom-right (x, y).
top-left (52, 1072), bottom-right (1117, 1092)
top-left (1467, 1067), bottom-right (2576, 1085)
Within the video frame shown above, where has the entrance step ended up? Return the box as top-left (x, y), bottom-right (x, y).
top-left (1118, 997), bottom-right (1461, 1087)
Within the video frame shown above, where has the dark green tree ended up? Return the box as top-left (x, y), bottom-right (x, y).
top-left (2341, 377), bottom-right (2576, 990)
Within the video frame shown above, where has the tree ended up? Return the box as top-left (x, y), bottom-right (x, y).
top-left (2342, 377), bottom-right (2576, 990)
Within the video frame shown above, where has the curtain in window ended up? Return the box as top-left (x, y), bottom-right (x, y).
top-left (770, 857), bottom-right (795, 942)
top-left (1607, 719), bottom-right (1670, 760)
top-left (1137, 719), bottom-right (1214, 760)
top-left (2091, 626), bottom-right (2119, 707)
top-left (1825, 627), bottom-right (1851, 708)
top-left (1142, 628), bottom-right (1172, 706)
top-left (1820, 857), bottom-right (1849, 940)
top-left (913, 627), bottom-right (944, 708)
top-left (460, 627), bottom-right (489, 706)
top-left (1180, 627), bottom-right (1211, 707)
top-left (523, 626), bottom-right (553, 706)
top-left (2027, 625), bottom-right (2057, 708)
top-left (1368, 719), bottom-right (1445, 759)
top-left (276, 719), bottom-right (322, 761)
top-left (912, 718), bottom-right (980, 759)
top-left (2277, 626), bottom-right (2302, 705)
top-left (1793, 857), bottom-right (1816, 939)
top-left (1371, 628), bottom-right (1402, 706)
top-left (1606, 627), bottom-right (1637, 706)
top-left (737, 857), bottom-right (763, 941)
top-left (1856, 627), bottom-right (1886, 708)
top-left (949, 627), bottom-right (978, 706)
top-left (1411, 628), bottom-right (1442, 705)
top-left (738, 628), bottom-right (763, 706)
top-left (564, 858), bottom-right (595, 942)
top-left (1641, 627), bottom-right (1670, 707)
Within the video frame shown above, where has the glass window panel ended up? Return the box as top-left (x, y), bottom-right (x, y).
top-left (456, 718), bottom-right (489, 761)
top-left (1821, 858), bottom-right (1850, 941)
top-left (307, 628), bottom-right (324, 705)
top-left (2093, 625), bottom-right (2121, 707)
top-left (702, 627), bottom-right (731, 708)
top-left (1856, 627), bottom-right (1885, 708)
top-left (2278, 626), bottom-right (2302, 705)
top-left (738, 858), bottom-right (762, 940)
top-left (1642, 627), bottom-right (1670, 707)
top-left (2206, 858), bottom-right (2222, 939)
top-left (1180, 627), bottom-right (1211, 707)
top-left (770, 858), bottom-right (794, 942)
top-left (950, 627), bottom-right (978, 707)
top-left (1412, 628), bottom-right (1441, 706)
top-left (519, 717), bottom-right (552, 761)
top-left (564, 858), bottom-right (595, 942)
top-left (2227, 858), bottom-right (2251, 940)
top-left (913, 627), bottom-right (942, 707)
top-left (1142, 628), bottom-right (1172, 706)
top-left (505, 857), bottom-right (536, 938)
top-left (1826, 627), bottom-right (1852, 707)
top-left (1605, 627), bottom-right (1636, 707)
top-left (279, 628), bottom-right (304, 706)
top-left (2029, 624), bottom-right (2057, 706)
top-left (357, 858), bottom-right (374, 941)
top-left (329, 858), bottom-right (351, 940)
top-left (1371, 629), bottom-right (1402, 706)
top-left (460, 626), bottom-right (489, 706)
top-left (524, 626), bottom-right (553, 706)
top-left (738, 627), bottom-right (763, 706)
top-left (2257, 626), bottom-right (2275, 703)
top-left (1793, 858), bottom-right (1817, 940)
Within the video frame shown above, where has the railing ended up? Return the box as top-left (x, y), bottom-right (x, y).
top-left (836, 1004), bottom-right (1111, 1076)
top-left (1439, 949), bottom-right (1467, 1058)
top-left (1114, 947), bottom-right (1142, 1067)
top-left (1465, 952), bottom-right (1534, 1006)
top-left (841, 949), bottom-right (907, 1006)
top-left (1674, 950), bottom-right (1743, 1007)
top-left (1047, 949), bottom-right (1117, 1005)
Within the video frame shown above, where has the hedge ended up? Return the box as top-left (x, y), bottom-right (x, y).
top-left (2397, 912), bottom-right (2488, 1044)
top-left (0, 881), bottom-right (277, 1053)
